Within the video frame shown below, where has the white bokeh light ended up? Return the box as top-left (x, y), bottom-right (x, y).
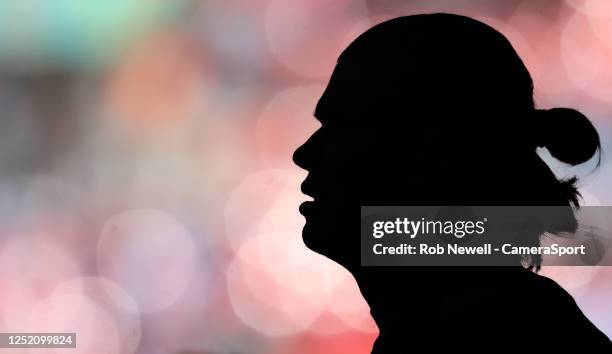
top-left (47, 276), bottom-right (142, 354)
top-left (579, 188), bottom-right (603, 206)
top-left (0, 238), bottom-right (81, 332)
top-left (226, 239), bottom-right (329, 337)
top-left (228, 182), bottom-right (374, 336)
top-left (265, 0), bottom-right (369, 78)
top-left (255, 85), bottom-right (323, 168)
top-left (541, 266), bottom-right (602, 301)
top-left (224, 168), bottom-right (305, 252)
top-left (27, 291), bottom-right (119, 354)
top-left (227, 189), bottom-right (327, 336)
top-left (324, 269), bottom-right (377, 334)
top-left (97, 209), bottom-right (196, 312)
top-left (564, 0), bottom-right (612, 19)
top-left (561, 10), bottom-right (612, 103)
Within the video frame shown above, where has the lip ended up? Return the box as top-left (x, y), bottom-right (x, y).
top-left (299, 200), bottom-right (316, 215)
top-left (301, 184), bottom-right (314, 198)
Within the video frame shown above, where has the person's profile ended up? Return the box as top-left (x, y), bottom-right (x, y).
top-left (294, 13), bottom-right (611, 352)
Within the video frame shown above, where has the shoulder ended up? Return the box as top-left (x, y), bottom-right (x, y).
top-left (524, 272), bottom-right (611, 346)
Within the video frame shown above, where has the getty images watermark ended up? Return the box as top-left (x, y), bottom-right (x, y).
top-left (361, 206), bottom-right (612, 266)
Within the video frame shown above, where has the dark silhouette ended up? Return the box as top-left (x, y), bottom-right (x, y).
top-left (293, 14), bottom-right (611, 352)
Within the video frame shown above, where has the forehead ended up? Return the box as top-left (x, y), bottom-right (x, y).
top-left (313, 76), bottom-right (366, 124)
top-left (314, 85), bottom-right (395, 126)
top-left (313, 58), bottom-right (358, 124)
top-left (313, 94), bottom-right (335, 124)
top-left (314, 98), bottom-right (358, 126)
top-left (314, 54), bottom-right (407, 125)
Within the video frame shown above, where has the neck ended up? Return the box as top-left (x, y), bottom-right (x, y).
top-left (353, 266), bottom-right (530, 353)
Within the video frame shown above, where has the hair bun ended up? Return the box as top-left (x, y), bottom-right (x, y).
top-left (535, 107), bottom-right (601, 166)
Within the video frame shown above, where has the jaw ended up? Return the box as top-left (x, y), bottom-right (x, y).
top-left (301, 208), bottom-right (361, 271)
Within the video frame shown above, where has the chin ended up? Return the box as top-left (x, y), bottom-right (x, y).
top-left (301, 220), bottom-right (333, 259)
top-left (301, 219), bottom-right (354, 269)
top-left (301, 220), bottom-right (320, 253)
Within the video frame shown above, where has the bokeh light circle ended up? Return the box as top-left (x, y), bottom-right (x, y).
top-left (28, 291), bottom-right (120, 354)
top-left (579, 188), bottom-right (602, 206)
top-left (560, 10), bottom-right (612, 103)
top-left (227, 240), bottom-right (330, 337)
top-left (104, 32), bottom-right (214, 131)
top-left (228, 180), bottom-right (374, 337)
top-left (55, 277), bottom-right (141, 350)
top-left (224, 168), bottom-right (305, 252)
top-left (97, 209), bottom-right (196, 312)
top-left (541, 266), bottom-right (602, 301)
top-left (0, 238), bottom-right (81, 332)
top-left (255, 85), bottom-right (323, 168)
top-left (564, 0), bottom-right (612, 19)
top-left (258, 192), bottom-right (359, 334)
top-left (265, 0), bottom-right (369, 78)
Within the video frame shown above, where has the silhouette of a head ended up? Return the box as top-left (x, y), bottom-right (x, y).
top-left (294, 14), bottom-right (600, 270)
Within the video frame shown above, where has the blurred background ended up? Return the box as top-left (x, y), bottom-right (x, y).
top-left (1, 1), bottom-right (611, 353)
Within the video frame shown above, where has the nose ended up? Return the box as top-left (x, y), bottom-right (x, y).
top-left (293, 138), bottom-right (310, 171)
top-left (294, 125), bottom-right (323, 171)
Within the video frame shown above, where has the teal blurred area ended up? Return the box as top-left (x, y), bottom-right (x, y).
top-left (0, 1), bottom-right (611, 353)
top-left (0, 0), bottom-right (190, 72)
